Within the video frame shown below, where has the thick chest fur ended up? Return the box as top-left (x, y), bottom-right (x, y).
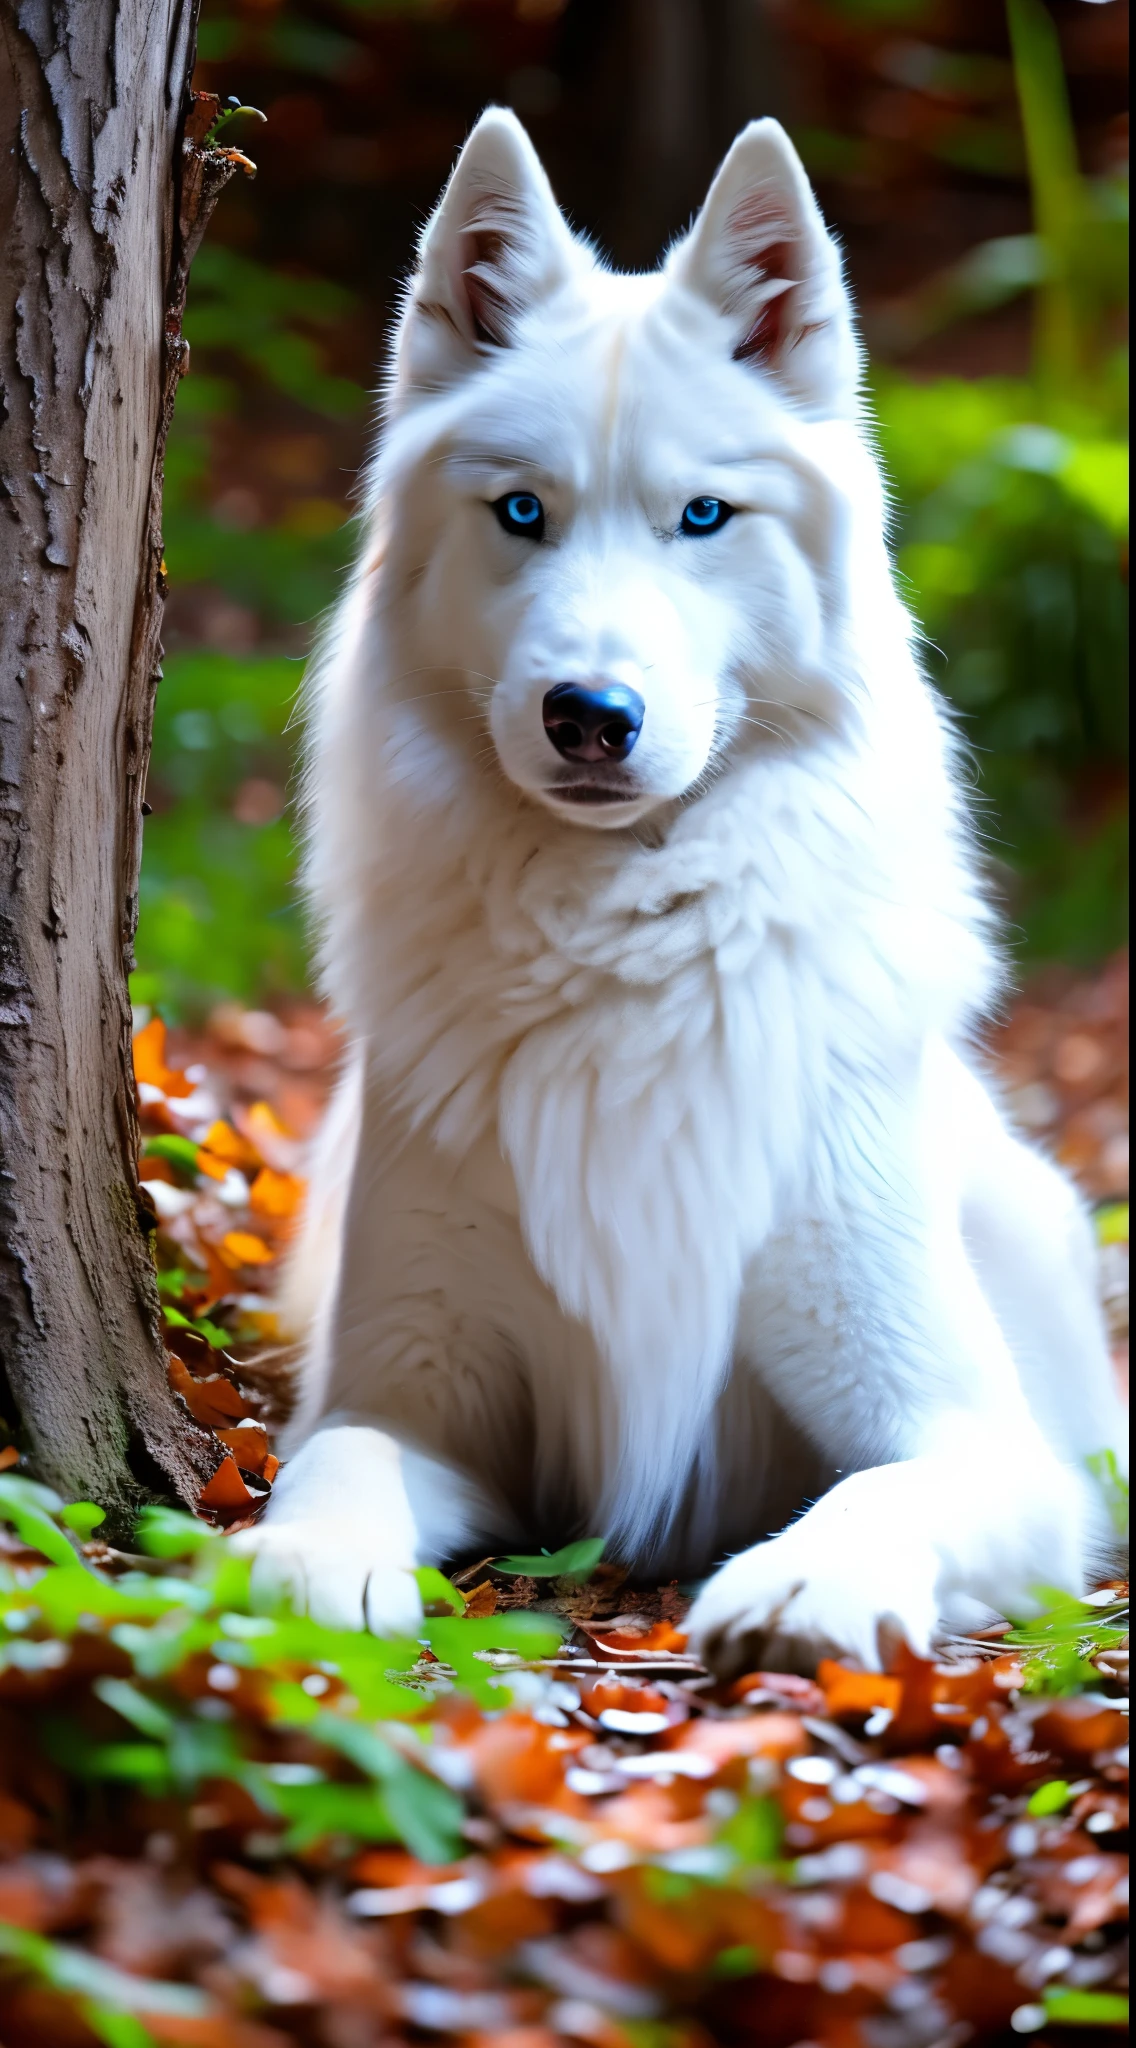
top-left (333, 742), bottom-right (992, 1560)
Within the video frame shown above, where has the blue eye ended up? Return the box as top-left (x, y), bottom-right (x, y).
top-left (494, 491), bottom-right (545, 540)
top-left (680, 496), bottom-right (733, 536)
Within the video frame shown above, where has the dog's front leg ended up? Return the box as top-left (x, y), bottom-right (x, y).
top-left (230, 1425), bottom-right (490, 1636)
top-left (687, 1185), bottom-right (1098, 1676)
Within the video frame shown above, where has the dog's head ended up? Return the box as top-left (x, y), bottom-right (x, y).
top-left (373, 109), bottom-right (879, 830)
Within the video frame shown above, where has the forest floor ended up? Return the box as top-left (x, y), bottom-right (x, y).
top-left (0, 956), bottom-right (1128, 2048)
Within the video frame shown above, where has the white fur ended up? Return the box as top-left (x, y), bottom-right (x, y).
top-left (238, 111), bottom-right (1127, 1669)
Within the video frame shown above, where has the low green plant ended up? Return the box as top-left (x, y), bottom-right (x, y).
top-left (1004, 1585), bottom-right (1128, 1694)
top-left (0, 1922), bottom-right (203, 2048)
top-left (0, 1475), bottom-right (561, 1868)
top-left (493, 1537), bottom-right (607, 1582)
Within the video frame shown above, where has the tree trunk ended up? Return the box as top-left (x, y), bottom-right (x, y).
top-left (614, 0), bottom-right (787, 267)
top-left (0, 3), bottom-right (245, 1525)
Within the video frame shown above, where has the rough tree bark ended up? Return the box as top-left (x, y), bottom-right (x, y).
top-left (0, 3), bottom-right (250, 1524)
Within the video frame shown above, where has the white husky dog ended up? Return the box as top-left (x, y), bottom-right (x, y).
top-left (240, 109), bottom-right (1126, 1672)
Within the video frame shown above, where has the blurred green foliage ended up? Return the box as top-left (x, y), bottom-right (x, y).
top-left (135, 248), bottom-right (362, 1013)
top-left (133, 653), bottom-right (307, 1011)
top-left (875, 0), bottom-right (1128, 962)
top-left (136, 0), bottom-right (1127, 1017)
top-left (0, 1473), bottom-right (560, 1862)
top-left (876, 370), bottom-right (1128, 960)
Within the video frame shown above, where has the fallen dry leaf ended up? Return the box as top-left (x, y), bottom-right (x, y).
top-left (169, 1355), bottom-right (256, 1428)
top-left (71, 967), bottom-right (1124, 2048)
top-left (198, 1453), bottom-right (258, 1515)
top-left (248, 1168), bottom-right (306, 1221)
top-left (133, 1016), bottom-right (195, 1097)
top-left (219, 1230), bottom-right (274, 1268)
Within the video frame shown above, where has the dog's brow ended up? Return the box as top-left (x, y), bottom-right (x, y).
top-left (447, 445), bottom-right (547, 473)
top-left (703, 452), bottom-right (780, 469)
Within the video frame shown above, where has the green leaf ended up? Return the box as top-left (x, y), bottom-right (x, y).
top-left (60, 1501), bottom-right (106, 1538)
top-left (310, 1712), bottom-right (465, 1862)
top-left (204, 102), bottom-right (267, 149)
top-left (493, 1537), bottom-right (606, 1581)
top-left (110, 1612), bottom-right (216, 1679)
top-left (718, 1794), bottom-right (784, 1873)
top-left (1061, 441), bottom-right (1129, 538)
top-left (92, 1676), bottom-right (176, 1742)
top-left (96, 1742), bottom-right (174, 1785)
top-left (1095, 1203), bottom-right (1129, 1247)
top-left (310, 1712), bottom-right (402, 1779)
top-left (141, 1134), bottom-right (201, 1174)
top-left (209, 1608), bottom-right (427, 1721)
top-left (168, 1716), bottom-right (244, 1793)
top-left (156, 1267), bottom-right (193, 1300)
top-left (82, 2012), bottom-right (160, 2048)
top-left (381, 1763), bottom-right (464, 1866)
top-left (1006, 1584), bottom-right (1127, 1693)
top-left (418, 1610), bottom-right (566, 1709)
top-left (264, 1679), bottom-right (321, 1726)
top-left (1044, 1987), bottom-right (1129, 2027)
top-left (414, 1566), bottom-right (466, 1614)
top-left (0, 1474), bottom-right (83, 1568)
top-left (136, 1504), bottom-right (218, 1557)
top-left (1027, 1778), bottom-right (1071, 1817)
top-left (256, 1775), bottom-right (398, 1852)
top-left (163, 1307), bottom-right (232, 1349)
top-left (0, 1921), bottom-right (208, 2018)
top-left (28, 1562), bottom-right (184, 1634)
top-left (712, 1944), bottom-right (761, 1980)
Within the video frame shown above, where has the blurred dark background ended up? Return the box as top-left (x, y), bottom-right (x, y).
top-left (138, 0), bottom-right (1129, 1017)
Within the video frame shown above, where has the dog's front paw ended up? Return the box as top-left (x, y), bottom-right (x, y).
top-left (230, 1519), bottom-right (424, 1638)
top-left (686, 1528), bottom-right (940, 1679)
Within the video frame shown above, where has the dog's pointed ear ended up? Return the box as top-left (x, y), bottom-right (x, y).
top-left (669, 120), bottom-right (860, 418)
top-left (396, 108), bottom-right (584, 392)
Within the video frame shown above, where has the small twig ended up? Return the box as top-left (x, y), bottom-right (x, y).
top-left (533, 1655), bottom-right (709, 1675)
top-left (451, 1556), bottom-right (497, 1590)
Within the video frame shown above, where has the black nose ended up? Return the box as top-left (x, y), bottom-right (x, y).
top-left (542, 682), bottom-right (645, 764)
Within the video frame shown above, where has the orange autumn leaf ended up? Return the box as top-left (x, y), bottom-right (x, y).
top-left (215, 1422), bottom-right (270, 1476)
top-left (220, 1230), bottom-right (274, 1268)
top-left (202, 1118), bottom-right (262, 1171)
top-left (249, 1166), bottom-right (306, 1220)
top-left (589, 1620), bottom-right (687, 1655)
top-left (465, 1712), bottom-right (591, 1808)
top-left (669, 1710), bottom-right (806, 1767)
top-left (351, 1849), bottom-right (447, 1888)
top-left (196, 1242), bottom-right (238, 1308)
top-left (818, 1660), bottom-right (903, 1717)
top-left (195, 1148), bottom-right (233, 1182)
top-left (580, 1677), bottom-right (670, 1720)
top-left (132, 1017), bottom-right (193, 1097)
top-left (169, 1355), bottom-right (255, 1428)
top-left (199, 1454), bottom-right (256, 1514)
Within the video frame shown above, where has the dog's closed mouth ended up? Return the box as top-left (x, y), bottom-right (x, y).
top-left (548, 783), bottom-right (638, 806)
